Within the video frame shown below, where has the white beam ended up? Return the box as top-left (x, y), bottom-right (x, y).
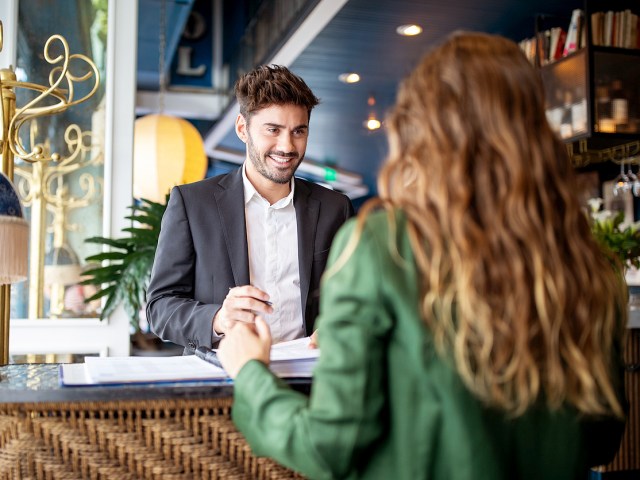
top-left (136, 90), bottom-right (228, 120)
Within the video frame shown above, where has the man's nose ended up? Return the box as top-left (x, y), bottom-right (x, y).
top-left (277, 132), bottom-right (295, 153)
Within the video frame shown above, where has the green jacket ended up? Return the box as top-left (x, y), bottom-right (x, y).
top-left (233, 211), bottom-right (626, 479)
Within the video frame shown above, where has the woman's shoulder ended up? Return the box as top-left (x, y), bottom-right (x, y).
top-left (340, 207), bottom-right (407, 238)
top-left (331, 207), bottom-right (411, 267)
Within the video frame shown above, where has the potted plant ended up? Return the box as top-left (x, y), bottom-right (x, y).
top-left (81, 196), bottom-right (167, 349)
top-left (588, 197), bottom-right (640, 270)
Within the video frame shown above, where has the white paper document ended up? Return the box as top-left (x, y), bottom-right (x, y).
top-left (60, 337), bottom-right (319, 386)
top-left (269, 336), bottom-right (320, 362)
top-left (85, 355), bottom-right (228, 384)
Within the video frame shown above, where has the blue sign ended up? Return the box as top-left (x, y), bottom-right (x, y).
top-left (169, 0), bottom-right (214, 89)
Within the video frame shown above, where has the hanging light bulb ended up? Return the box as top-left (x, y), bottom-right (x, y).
top-left (365, 116), bottom-right (382, 131)
top-left (133, 0), bottom-right (207, 203)
top-left (364, 94), bottom-right (382, 131)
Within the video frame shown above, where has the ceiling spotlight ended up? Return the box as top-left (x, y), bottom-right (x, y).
top-left (364, 117), bottom-right (382, 131)
top-left (396, 24), bottom-right (423, 36)
top-left (338, 73), bottom-right (361, 84)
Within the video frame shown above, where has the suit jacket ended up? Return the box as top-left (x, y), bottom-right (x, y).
top-left (232, 211), bottom-right (626, 480)
top-left (146, 167), bottom-right (354, 352)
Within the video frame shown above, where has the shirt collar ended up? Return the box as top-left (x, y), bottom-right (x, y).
top-left (242, 163), bottom-right (295, 208)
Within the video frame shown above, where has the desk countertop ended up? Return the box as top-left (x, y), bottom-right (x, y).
top-left (0, 363), bottom-right (310, 405)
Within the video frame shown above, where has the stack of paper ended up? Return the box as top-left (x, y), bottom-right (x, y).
top-left (269, 337), bottom-right (319, 378)
top-left (60, 337), bottom-right (319, 386)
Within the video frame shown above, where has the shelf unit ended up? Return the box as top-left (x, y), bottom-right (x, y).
top-left (532, 4), bottom-right (640, 478)
top-left (535, 0), bottom-right (640, 169)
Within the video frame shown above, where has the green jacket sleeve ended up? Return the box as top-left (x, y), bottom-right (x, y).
top-left (232, 217), bottom-right (394, 479)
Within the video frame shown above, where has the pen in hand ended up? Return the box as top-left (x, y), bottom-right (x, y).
top-left (195, 346), bottom-right (224, 370)
top-left (228, 287), bottom-right (273, 307)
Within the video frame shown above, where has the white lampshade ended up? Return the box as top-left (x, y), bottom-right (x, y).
top-left (44, 244), bottom-right (81, 286)
top-left (133, 114), bottom-right (207, 202)
top-left (0, 172), bottom-right (28, 285)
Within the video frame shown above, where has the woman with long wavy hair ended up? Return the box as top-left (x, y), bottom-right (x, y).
top-left (218, 32), bottom-right (627, 479)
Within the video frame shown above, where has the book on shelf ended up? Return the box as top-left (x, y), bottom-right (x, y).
top-left (550, 28), bottom-right (567, 60)
top-left (518, 37), bottom-right (536, 64)
top-left (59, 336), bottom-right (320, 386)
top-left (521, 6), bottom-right (640, 67)
top-left (591, 11), bottom-right (604, 46)
top-left (519, 28), bottom-right (566, 66)
top-left (592, 9), bottom-right (639, 49)
top-left (519, 10), bottom-right (586, 66)
top-left (563, 9), bottom-right (583, 56)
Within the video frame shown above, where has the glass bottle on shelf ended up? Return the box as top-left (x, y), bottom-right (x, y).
top-left (560, 91), bottom-right (573, 139)
top-left (571, 85), bottom-right (587, 134)
top-left (546, 87), bottom-right (564, 136)
top-left (628, 286), bottom-right (640, 328)
top-left (611, 79), bottom-right (629, 131)
top-left (595, 79), bottom-right (614, 132)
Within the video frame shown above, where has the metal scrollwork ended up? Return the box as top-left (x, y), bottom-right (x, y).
top-left (2, 34), bottom-right (99, 163)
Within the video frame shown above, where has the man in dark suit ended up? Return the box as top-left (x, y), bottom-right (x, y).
top-left (146, 65), bottom-right (354, 352)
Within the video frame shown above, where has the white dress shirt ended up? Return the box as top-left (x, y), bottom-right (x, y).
top-left (242, 165), bottom-right (304, 343)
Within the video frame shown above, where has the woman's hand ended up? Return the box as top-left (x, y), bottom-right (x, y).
top-left (308, 329), bottom-right (319, 349)
top-left (218, 316), bottom-right (272, 378)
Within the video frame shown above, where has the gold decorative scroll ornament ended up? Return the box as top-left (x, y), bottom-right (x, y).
top-left (0, 20), bottom-right (99, 363)
top-left (14, 121), bottom-right (103, 319)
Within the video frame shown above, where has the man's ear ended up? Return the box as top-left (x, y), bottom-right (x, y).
top-left (235, 114), bottom-right (248, 143)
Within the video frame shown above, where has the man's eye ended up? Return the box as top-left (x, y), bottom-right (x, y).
top-left (293, 129), bottom-right (307, 136)
top-left (267, 128), bottom-right (278, 134)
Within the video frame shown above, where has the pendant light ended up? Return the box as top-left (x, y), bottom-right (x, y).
top-left (364, 94), bottom-right (381, 131)
top-left (133, 0), bottom-right (207, 203)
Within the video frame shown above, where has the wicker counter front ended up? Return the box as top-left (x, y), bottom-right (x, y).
top-left (1, 330), bottom-right (638, 480)
top-left (0, 364), bottom-right (309, 480)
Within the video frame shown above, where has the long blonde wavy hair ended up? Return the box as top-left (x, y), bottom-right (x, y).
top-left (355, 32), bottom-right (626, 417)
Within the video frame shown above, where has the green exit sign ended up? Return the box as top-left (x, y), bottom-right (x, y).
top-left (324, 168), bottom-right (337, 181)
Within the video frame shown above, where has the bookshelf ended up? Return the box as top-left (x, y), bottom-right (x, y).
top-left (522, 0), bottom-right (640, 169)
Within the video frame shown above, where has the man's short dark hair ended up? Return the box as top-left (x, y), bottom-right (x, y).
top-left (234, 64), bottom-right (319, 120)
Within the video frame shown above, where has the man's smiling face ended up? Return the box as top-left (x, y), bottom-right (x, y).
top-left (239, 103), bottom-right (309, 186)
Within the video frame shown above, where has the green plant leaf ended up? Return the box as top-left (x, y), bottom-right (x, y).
top-left (589, 207), bottom-right (640, 270)
top-left (85, 236), bottom-right (130, 249)
top-left (81, 264), bottom-right (124, 277)
top-left (101, 286), bottom-right (124, 320)
top-left (85, 251), bottom-right (129, 262)
top-left (84, 285), bottom-right (116, 302)
top-left (125, 214), bottom-right (157, 225)
top-left (82, 196), bottom-right (168, 330)
top-left (121, 228), bottom-right (158, 243)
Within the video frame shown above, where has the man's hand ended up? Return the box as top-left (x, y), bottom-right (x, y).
top-left (213, 285), bottom-right (273, 335)
top-left (218, 316), bottom-right (272, 378)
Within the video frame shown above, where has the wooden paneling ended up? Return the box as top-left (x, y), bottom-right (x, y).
top-left (602, 329), bottom-right (640, 472)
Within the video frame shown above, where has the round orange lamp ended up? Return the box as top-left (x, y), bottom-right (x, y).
top-left (133, 114), bottom-right (207, 202)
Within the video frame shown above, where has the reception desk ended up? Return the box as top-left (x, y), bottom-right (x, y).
top-left (0, 330), bottom-right (638, 479)
top-left (0, 364), bottom-right (308, 479)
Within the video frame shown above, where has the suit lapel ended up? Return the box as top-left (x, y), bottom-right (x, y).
top-left (294, 179), bottom-right (319, 326)
top-left (214, 168), bottom-right (250, 286)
